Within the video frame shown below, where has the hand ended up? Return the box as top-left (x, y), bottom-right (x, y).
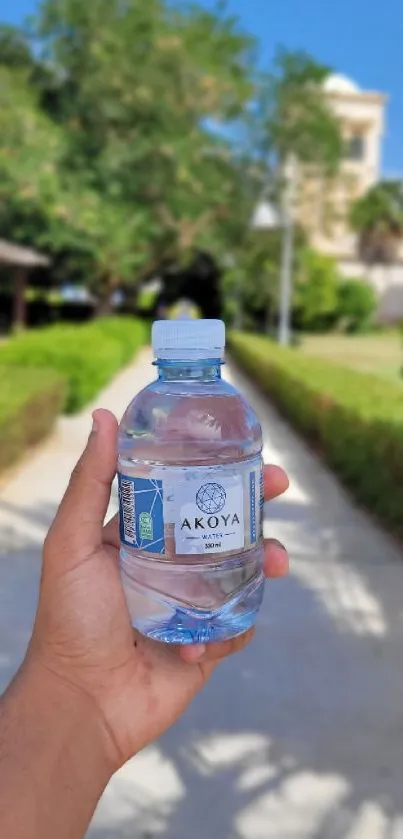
top-left (28, 410), bottom-right (289, 774)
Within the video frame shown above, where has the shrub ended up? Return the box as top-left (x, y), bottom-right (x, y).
top-left (230, 332), bottom-right (403, 533)
top-left (89, 317), bottom-right (148, 365)
top-left (0, 317), bottom-right (146, 413)
top-left (0, 366), bottom-right (66, 474)
top-left (337, 279), bottom-right (376, 333)
top-left (293, 248), bottom-right (340, 331)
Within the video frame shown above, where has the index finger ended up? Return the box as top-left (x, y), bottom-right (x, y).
top-left (264, 464), bottom-right (289, 501)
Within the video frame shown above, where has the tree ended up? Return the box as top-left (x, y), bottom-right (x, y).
top-left (57, 189), bottom-right (154, 313)
top-left (337, 279), bottom-right (376, 333)
top-left (350, 180), bottom-right (403, 265)
top-left (0, 65), bottom-right (149, 310)
top-left (0, 8), bottom-right (345, 318)
top-left (222, 226), bottom-right (307, 330)
top-left (0, 25), bottom-right (34, 71)
top-left (257, 48), bottom-right (343, 173)
top-left (293, 248), bottom-right (340, 331)
top-left (0, 66), bottom-right (65, 246)
top-left (225, 49), bottom-right (343, 332)
top-left (0, 1), bottom-right (261, 308)
top-left (33, 0), bottom-right (260, 278)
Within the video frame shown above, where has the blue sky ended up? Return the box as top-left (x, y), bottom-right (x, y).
top-left (3, 0), bottom-right (403, 175)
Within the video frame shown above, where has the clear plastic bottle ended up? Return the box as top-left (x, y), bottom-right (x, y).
top-left (118, 319), bottom-right (264, 644)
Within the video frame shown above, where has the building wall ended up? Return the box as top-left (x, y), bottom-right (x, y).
top-left (338, 259), bottom-right (403, 322)
top-left (296, 79), bottom-right (387, 262)
top-left (296, 75), bottom-right (400, 320)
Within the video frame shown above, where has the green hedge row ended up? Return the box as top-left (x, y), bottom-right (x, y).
top-left (230, 332), bottom-right (403, 533)
top-left (0, 317), bottom-right (147, 413)
top-left (0, 366), bottom-right (66, 474)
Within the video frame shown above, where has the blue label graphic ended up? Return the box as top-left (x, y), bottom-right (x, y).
top-left (118, 474), bottom-right (165, 554)
top-left (250, 471), bottom-right (256, 544)
top-left (260, 468), bottom-right (264, 538)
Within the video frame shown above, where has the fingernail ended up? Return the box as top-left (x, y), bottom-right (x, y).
top-left (91, 413), bottom-right (99, 433)
top-left (271, 538), bottom-right (287, 552)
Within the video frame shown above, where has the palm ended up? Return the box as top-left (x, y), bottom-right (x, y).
top-left (98, 520), bottom-right (212, 761)
top-left (33, 411), bottom-right (288, 770)
top-left (36, 518), bottom-right (212, 766)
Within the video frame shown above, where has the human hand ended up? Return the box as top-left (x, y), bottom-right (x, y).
top-left (27, 409), bottom-right (289, 775)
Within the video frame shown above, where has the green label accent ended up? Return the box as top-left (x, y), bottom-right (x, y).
top-left (139, 511), bottom-right (153, 541)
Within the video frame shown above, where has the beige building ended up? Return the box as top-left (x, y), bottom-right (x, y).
top-left (295, 74), bottom-right (403, 320)
top-left (297, 73), bottom-right (387, 268)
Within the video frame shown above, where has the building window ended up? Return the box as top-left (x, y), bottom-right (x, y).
top-left (345, 134), bottom-right (365, 161)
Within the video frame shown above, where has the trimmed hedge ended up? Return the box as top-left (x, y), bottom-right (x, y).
top-left (0, 317), bottom-right (146, 414)
top-left (0, 366), bottom-right (66, 474)
top-left (89, 317), bottom-right (148, 365)
top-left (230, 332), bottom-right (403, 533)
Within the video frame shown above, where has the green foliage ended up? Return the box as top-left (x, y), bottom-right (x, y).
top-left (0, 24), bottom-right (35, 71)
top-left (227, 243), bottom-right (374, 335)
top-left (222, 228), bottom-right (304, 329)
top-left (90, 317), bottom-right (148, 364)
top-left (337, 279), bottom-right (376, 333)
top-left (230, 232), bottom-right (282, 325)
top-left (222, 50), bottom-right (343, 329)
top-left (0, 318), bottom-right (145, 413)
top-left (30, 0), bottom-right (260, 287)
top-left (350, 181), bottom-right (403, 233)
top-left (230, 332), bottom-right (403, 533)
top-left (0, 9), bottom-right (344, 312)
top-left (0, 365), bottom-right (65, 474)
top-left (294, 248), bottom-right (340, 330)
top-left (350, 181), bottom-right (403, 265)
top-left (0, 65), bottom-right (65, 244)
top-left (0, 9), bottom-right (344, 316)
top-left (259, 48), bottom-right (343, 171)
top-left (224, 236), bottom-right (342, 333)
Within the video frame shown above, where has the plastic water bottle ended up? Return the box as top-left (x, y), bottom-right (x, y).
top-left (117, 319), bottom-right (264, 644)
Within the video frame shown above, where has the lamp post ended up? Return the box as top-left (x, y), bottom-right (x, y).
top-left (251, 155), bottom-right (298, 345)
top-left (222, 253), bottom-right (241, 329)
top-left (250, 201), bottom-right (282, 335)
top-left (278, 155), bottom-right (298, 346)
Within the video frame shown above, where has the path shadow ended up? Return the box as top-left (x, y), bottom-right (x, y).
top-left (87, 567), bottom-right (403, 838)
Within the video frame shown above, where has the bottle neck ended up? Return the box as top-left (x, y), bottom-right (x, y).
top-left (156, 358), bottom-right (223, 382)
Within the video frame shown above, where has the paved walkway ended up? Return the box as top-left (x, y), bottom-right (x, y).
top-left (1, 349), bottom-right (403, 839)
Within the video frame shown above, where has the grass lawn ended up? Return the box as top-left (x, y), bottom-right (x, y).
top-left (300, 332), bottom-right (402, 382)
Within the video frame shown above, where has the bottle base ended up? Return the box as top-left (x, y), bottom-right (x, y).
top-left (120, 553), bottom-right (265, 645)
top-left (135, 607), bottom-right (261, 645)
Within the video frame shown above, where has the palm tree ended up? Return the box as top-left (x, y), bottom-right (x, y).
top-left (350, 180), bottom-right (403, 265)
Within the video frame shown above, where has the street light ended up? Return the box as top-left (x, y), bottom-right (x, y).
top-left (250, 200), bottom-right (281, 335)
top-left (250, 201), bottom-right (282, 232)
top-left (222, 253), bottom-right (242, 329)
top-left (251, 156), bottom-right (298, 346)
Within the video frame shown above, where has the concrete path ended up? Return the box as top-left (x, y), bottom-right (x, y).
top-left (1, 349), bottom-right (403, 839)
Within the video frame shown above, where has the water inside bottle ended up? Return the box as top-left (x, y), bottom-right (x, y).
top-left (118, 376), bottom-right (265, 644)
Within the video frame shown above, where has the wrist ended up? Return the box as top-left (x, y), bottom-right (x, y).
top-left (10, 652), bottom-right (119, 780)
top-left (0, 655), bottom-right (119, 838)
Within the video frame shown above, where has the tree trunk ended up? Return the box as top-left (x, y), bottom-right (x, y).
top-left (13, 267), bottom-right (27, 331)
top-left (94, 293), bottom-right (114, 317)
top-left (94, 276), bottom-right (117, 317)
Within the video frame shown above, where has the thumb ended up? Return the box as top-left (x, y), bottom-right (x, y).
top-left (46, 409), bottom-right (118, 564)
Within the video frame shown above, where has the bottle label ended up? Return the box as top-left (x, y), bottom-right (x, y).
top-left (174, 473), bottom-right (245, 555)
top-left (118, 459), bottom-right (263, 557)
top-left (118, 475), bottom-right (165, 554)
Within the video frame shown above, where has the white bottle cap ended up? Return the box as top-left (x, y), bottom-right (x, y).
top-left (152, 319), bottom-right (226, 360)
